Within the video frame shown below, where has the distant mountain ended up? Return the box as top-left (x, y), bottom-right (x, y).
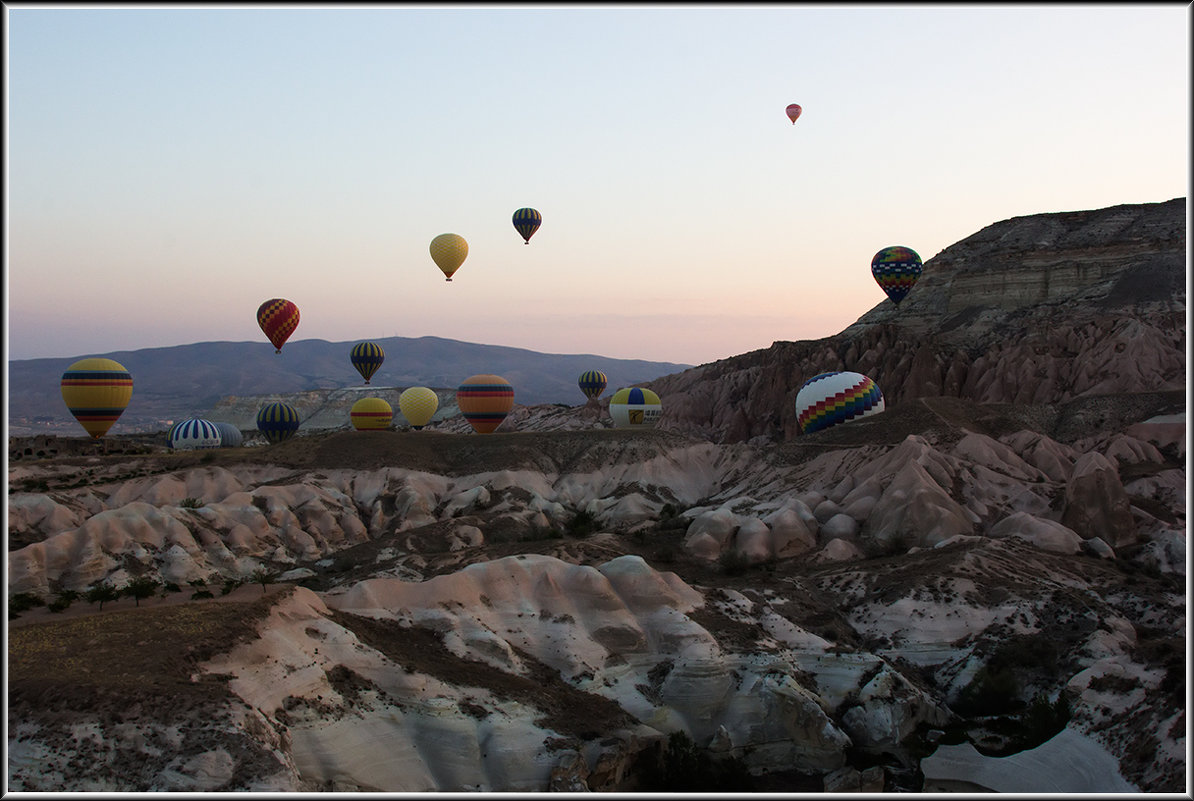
top-left (7, 336), bottom-right (691, 435)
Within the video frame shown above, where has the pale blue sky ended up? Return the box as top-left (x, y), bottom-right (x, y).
top-left (6, 4), bottom-right (1189, 365)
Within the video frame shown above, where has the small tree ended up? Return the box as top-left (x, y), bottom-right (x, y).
top-left (122, 575), bottom-right (160, 607)
top-left (249, 568), bottom-right (276, 595)
top-left (85, 580), bottom-right (120, 611)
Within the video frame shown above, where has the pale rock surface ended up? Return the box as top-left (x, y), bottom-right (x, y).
top-left (1061, 451), bottom-right (1138, 547)
top-left (988, 511), bottom-right (1084, 555)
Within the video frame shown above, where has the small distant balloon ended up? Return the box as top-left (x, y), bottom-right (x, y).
top-left (786, 103), bottom-right (802, 124)
top-left (350, 397), bottom-right (393, 431)
top-left (578, 370), bottom-right (608, 402)
top-left (609, 387), bottom-right (662, 429)
top-left (60, 357), bottom-right (133, 439)
top-left (257, 402), bottom-right (301, 444)
top-left (257, 298), bottom-right (300, 353)
top-left (456, 374), bottom-right (514, 434)
top-left (170, 418), bottom-right (222, 450)
top-left (398, 386), bottom-right (439, 429)
top-left (795, 371), bottom-right (884, 435)
top-left (512, 208), bottom-right (542, 244)
top-left (350, 341), bottom-right (385, 384)
top-left (430, 233), bottom-right (469, 281)
top-left (871, 246), bottom-right (923, 306)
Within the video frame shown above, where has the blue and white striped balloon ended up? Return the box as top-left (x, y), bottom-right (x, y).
top-left (169, 418), bottom-right (223, 450)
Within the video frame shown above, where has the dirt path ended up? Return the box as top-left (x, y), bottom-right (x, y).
top-left (8, 581), bottom-right (293, 629)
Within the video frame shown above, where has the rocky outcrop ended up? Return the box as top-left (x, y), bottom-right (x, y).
top-left (650, 199), bottom-right (1185, 444)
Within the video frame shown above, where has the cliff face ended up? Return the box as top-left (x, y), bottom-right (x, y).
top-left (651, 199), bottom-right (1186, 444)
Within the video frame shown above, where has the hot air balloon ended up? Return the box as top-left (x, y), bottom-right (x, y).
top-left (212, 421), bottom-right (243, 448)
top-left (350, 397), bottom-right (393, 430)
top-left (257, 298), bottom-right (300, 353)
top-left (795, 371), bottom-right (884, 435)
top-left (456, 374), bottom-right (514, 434)
top-left (399, 386), bottom-right (439, 429)
top-left (60, 358), bottom-right (134, 439)
top-left (512, 208), bottom-right (542, 244)
top-left (578, 370), bottom-right (608, 402)
top-left (871, 246), bottom-right (923, 306)
top-left (350, 341), bottom-right (385, 384)
top-left (786, 103), bottom-right (802, 124)
top-left (170, 418), bottom-right (223, 450)
top-left (430, 233), bottom-right (468, 281)
top-left (257, 402), bottom-right (301, 444)
top-left (609, 387), bottom-right (662, 429)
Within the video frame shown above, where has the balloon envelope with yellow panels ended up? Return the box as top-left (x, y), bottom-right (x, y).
top-left (257, 402), bottom-right (301, 444)
top-left (609, 387), bottom-right (662, 429)
top-left (257, 298), bottom-right (300, 352)
top-left (350, 341), bottom-right (385, 384)
top-left (430, 233), bottom-right (469, 281)
top-left (578, 370), bottom-right (608, 402)
top-left (60, 358), bottom-right (133, 439)
top-left (399, 386), bottom-right (439, 429)
top-left (350, 397), bottom-right (394, 430)
top-left (870, 246), bottom-right (923, 306)
top-left (512, 208), bottom-right (542, 244)
top-left (456, 374), bottom-right (514, 434)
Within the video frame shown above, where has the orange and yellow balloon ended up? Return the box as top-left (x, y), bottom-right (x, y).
top-left (257, 298), bottom-right (300, 353)
top-left (60, 358), bottom-right (133, 439)
top-left (430, 234), bottom-right (468, 281)
top-left (456, 374), bottom-right (514, 434)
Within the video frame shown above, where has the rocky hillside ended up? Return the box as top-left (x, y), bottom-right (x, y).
top-left (649, 198), bottom-right (1185, 444)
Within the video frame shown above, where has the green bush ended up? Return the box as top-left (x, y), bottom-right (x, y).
top-left (718, 549), bottom-right (751, 576)
top-left (179, 497), bottom-right (204, 509)
top-left (566, 509), bottom-right (599, 538)
top-left (48, 597), bottom-right (73, 613)
top-left (190, 590), bottom-right (215, 600)
top-left (639, 730), bottom-right (754, 792)
top-left (10, 593), bottom-right (45, 613)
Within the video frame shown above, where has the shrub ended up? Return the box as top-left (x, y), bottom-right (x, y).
top-left (48, 597), bottom-right (73, 613)
top-left (179, 497), bottom-right (204, 509)
top-left (10, 593), bottom-right (45, 613)
top-left (639, 730), bottom-right (755, 792)
top-left (190, 590), bottom-right (215, 600)
top-left (566, 509), bottom-right (599, 538)
top-left (718, 549), bottom-right (751, 576)
top-left (220, 579), bottom-right (242, 596)
top-left (85, 580), bottom-right (120, 611)
top-left (122, 575), bottom-right (160, 607)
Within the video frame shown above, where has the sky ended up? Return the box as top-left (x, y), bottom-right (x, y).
top-left (5, 4), bottom-right (1190, 367)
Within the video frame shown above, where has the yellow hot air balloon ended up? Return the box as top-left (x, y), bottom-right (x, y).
top-left (350, 397), bottom-right (393, 431)
top-left (456, 374), bottom-right (514, 434)
top-left (430, 233), bottom-right (468, 281)
top-left (398, 386), bottom-right (439, 429)
top-left (60, 358), bottom-right (133, 438)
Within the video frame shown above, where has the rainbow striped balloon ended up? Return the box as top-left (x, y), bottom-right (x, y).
top-left (257, 402), bottom-right (301, 444)
top-left (350, 397), bottom-right (393, 430)
top-left (871, 246), bottom-right (923, 306)
top-left (578, 370), bottom-right (608, 401)
top-left (456, 374), bottom-right (514, 434)
top-left (60, 358), bottom-right (134, 439)
top-left (609, 387), bottom-right (662, 429)
top-left (795, 371), bottom-right (884, 435)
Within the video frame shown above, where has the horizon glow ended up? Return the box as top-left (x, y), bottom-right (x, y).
top-left (6, 5), bottom-right (1189, 366)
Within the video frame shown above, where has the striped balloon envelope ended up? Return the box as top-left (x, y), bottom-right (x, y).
top-left (870, 246), bottom-right (923, 306)
top-left (578, 370), bottom-right (608, 402)
top-left (795, 371), bottom-right (885, 435)
top-left (398, 386), bottom-right (439, 429)
top-left (456, 374), bottom-right (514, 434)
top-left (350, 341), bottom-right (385, 384)
top-left (256, 402), bottom-right (301, 444)
top-left (609, 387), bottom-right (662, 429)
top-left (257, 298), bottom-right (300, 352)
top-left (350, 397), bottom-right (393, 431)
top-left (169, 418), bottom-right (222, 450)
top-left (512, 207), bottom-right (542, 244)
top-left (60, 358), bottom-right (134, 439)
top-left (211, 421), bottom-right (243, 448)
